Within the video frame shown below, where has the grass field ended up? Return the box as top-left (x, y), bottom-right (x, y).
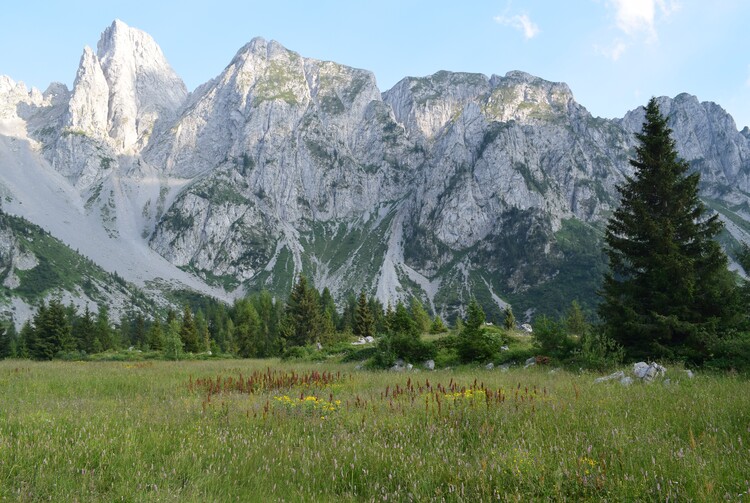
top-left (0, 359), bottom-right (748, 501)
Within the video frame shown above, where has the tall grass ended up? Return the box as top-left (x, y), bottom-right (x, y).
top-left (0, 360), bottom-right (748, 501)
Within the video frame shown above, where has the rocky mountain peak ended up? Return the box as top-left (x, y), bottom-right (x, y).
top-left (482, 71), bottom-right (578, 124)
top-left (383, 71), bottom-right (490, 140)
top-left (65, 46), bottom-right (109, 136)
top-left (93, 19), bottom-right (187, 152)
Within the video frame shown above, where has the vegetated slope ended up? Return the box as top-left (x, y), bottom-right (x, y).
top-left (0, 211), bottom-right (160, 323)
top-left (1, 20), bottom-right (749, 323)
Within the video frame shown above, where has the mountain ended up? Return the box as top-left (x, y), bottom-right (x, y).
top-left (1, 20), bottom-right (748, 324)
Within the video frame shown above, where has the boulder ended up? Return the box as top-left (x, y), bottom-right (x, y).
top-left (500, 345), bottom-right (510, 351)
top-left (390, 359), bottom-right (406, 372)
top-left (594, 370), bottom-right (625, 383)
top-left (424, 359), bottom-right (435, 370)
top-left (619, 376), bottom-right (633, 386)
top-left (524, 357), bottom-right (536, 368)
top-left (485, 362), bottom-right (494, 370)
top-left (633, 362), bottom-right (667, 382)
top-left (520, 324), bottom-right (533, 333)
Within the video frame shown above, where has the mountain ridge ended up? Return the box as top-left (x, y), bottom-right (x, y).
top-left (1, 20), bottom-right (748, 324)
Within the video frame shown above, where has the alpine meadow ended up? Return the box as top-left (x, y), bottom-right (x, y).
top-left (1, 14), bottom-right (750, 502)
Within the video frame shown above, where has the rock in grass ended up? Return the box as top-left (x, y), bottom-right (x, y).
top-left (424, 359), bottom-right (435, 370)
top-left (633, 362), bottom-right (667, 382)
top-left (485, 362), bottom-right (494, 370)
top-left (594, 371), bottom-right (625, 383)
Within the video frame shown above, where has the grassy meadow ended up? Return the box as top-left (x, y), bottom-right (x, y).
top-left (0, 359), bottom-right (748, 501)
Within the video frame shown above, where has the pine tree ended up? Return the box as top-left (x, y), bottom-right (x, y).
top-left (180, 305), bottom-right (201, 353)
top-left (464, 297), bottom-right (486, 334)
top-left (430, 316), bottom-right (448, 334)
top-left (76, 306), bottom-right (96, 353)
top-left (32, 300), bottom-right (74, 360)
top-left (353, 290), bottom-right (375, 340)
top-left (94, 306), bottom-right (113, 351)
top-left (147, 319), bottom-right (165, 351)
top-left (409, 298), bottom-right (431, 333)
top-left (285, 275), bottom-right (324, 347)
top-left (599, 98), bottom-right (738, 361)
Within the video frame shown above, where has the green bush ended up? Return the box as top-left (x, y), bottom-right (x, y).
top-left (434, 347), bottom-right (459, 368)
top-left (458, 329), bottom-right (505, 363)
top-left (533, 315), bottom-right (575, 359)
top-left (571, 330), bottom-right (624, 370)
top-left (371, 332), bottom-right (435, 367)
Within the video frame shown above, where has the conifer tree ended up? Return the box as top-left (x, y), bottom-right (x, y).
top-left (147, 319), bottom-right (165, 351)
top-left (94, 306), bottom-right (113, 351)
top-left (76, 306), bottom-right (96, 353)
top-left (285, 274), bottom-right (324, 347)
top-left (600, 98), bottom-right (738, 361)
top-left (353, 290), bottom-right (375, 340)
top-left (409, 298), bottom-right (431, 333)
top-left (180, 305), bottom-right (201, 353)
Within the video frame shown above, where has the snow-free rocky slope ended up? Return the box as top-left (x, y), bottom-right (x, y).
top-left (1, 20), bottom-right (749, 323)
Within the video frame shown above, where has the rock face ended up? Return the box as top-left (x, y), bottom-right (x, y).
top-left (1, 21), bottom-right (749, 320)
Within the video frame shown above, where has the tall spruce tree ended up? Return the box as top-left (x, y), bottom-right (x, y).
top-left (599, 98), bottom-right (738, 361)
top-left (285, 274), bottom-right (323, 347)
top-left (353, 290), bottom-right (375, 339)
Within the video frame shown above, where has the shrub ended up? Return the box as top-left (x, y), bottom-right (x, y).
top-left (572, 330), bottom-right (625, 370)
top-left (533, 315), bottom-right (575, 359)
top-left (458, 329), bottom-right (505, 363)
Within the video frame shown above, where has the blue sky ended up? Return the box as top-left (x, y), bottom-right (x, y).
top-left (2, 0), bottom-right (749, 128)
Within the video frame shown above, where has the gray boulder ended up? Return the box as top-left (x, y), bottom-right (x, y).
top-left (485, 362), bottom-right (494, 370)
top-left (424, 359), bottom-right (435, 370)
top-left (594, 370), bottom-right (625, 383)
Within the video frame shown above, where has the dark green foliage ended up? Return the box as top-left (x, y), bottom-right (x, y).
top-left (94, 306), bottom-right (114, 351)
top-left (600, 98), bottom-right (740, 362)
top-left (429, 316), bottom-right (448, 334)
top-left (374, 302), bottom-right (434, 365)
top-left (75, 306), bottom-right (96, 353)
top-left (0, 323), bottom-right (11, 358)
top-left (147, 319), bottom-right (165, 351)
top-left (180, 305), bottom-right (202, 353)
top-left (532, 315), bottom-right (575, 359)
top-left (705, 331), bottom-right (750, 371)
top-left (30, 300), bottom-right (74, 360)
top-left (353, 290), bottom-right (375, 339)
top-left (285, 275), bottom-right (327, 347)
top-left (458, 298), bottom-right (503, 363)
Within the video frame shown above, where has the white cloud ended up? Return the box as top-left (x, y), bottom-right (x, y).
top-left (599, 0), bottom-right (680, 59)
top-left (494, 13), bottom-right (540, 40)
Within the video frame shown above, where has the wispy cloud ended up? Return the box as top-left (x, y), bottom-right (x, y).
top-left (494, 13), bottom-right (540, 40)
top-left (596, 40), bottom-right (628, 61)
top-left (599, 0), bottom-right (680, 60)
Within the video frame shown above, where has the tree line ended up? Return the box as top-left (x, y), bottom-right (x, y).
top-left (0, 275), bottom-right (449, 361)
